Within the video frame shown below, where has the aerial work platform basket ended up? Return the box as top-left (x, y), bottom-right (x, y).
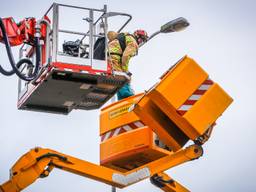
top-left (17, 3), bottom-right (132, 114)
top-left (100, 56), bottom-right (233, 171)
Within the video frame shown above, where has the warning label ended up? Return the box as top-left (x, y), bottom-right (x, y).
top-left (109, 104), bottom-right (133, 119)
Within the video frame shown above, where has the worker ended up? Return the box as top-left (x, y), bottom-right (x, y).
top-left (107, 30), bottom-right (148, 100)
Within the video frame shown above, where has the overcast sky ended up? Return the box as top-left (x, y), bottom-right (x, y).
top-left (0, 0), bottom-right (256, 191)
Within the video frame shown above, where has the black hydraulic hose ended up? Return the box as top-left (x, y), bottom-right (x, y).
top-left (36, 153), bottom-right (68, 162)
top-left (0, 18), bottom-right (16, 76)
top-left (0, 18), bottom-right (41, 81)
top-left (150, 174), bottom-right (174, 188)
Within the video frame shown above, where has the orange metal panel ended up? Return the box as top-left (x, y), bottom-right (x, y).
top-left (100, 127), bottom-right (170, 172)
top-left (100, 127), bottom-right (152, 162)
top-left (147, 90), bottom-right (198, 140)
top-left (134, 96), bottom-right (189, 151)
top-left (156, 56), bottom-right (208, 109)
top-left (184, 83), bottom-right (233, 135)
top-left (100, 93), bottom-right (144, 135)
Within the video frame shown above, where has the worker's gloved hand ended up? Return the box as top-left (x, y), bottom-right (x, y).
top-left (126, 71), bottom-right (132, 77)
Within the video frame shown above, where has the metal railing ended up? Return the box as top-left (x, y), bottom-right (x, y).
top-left (18, 3), bottom-right (132, 99)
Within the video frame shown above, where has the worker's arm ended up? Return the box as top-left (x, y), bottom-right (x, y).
top-left (121, 42), bottom-right (138, 71)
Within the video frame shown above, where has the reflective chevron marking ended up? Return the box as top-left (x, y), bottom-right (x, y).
top-left (177, 78), bottom-right (214, 115)
top-left (101, 121), bottom-right (145, 142)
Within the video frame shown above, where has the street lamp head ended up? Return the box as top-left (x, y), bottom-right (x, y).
top-left (160, 17), bottom-right (189, 33)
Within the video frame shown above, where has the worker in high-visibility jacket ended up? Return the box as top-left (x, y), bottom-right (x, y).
top-left (107, 30), bottom-right (148, 100)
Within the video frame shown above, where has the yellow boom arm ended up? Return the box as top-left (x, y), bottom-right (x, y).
top-left (0, 145), bottom-right (202, 192)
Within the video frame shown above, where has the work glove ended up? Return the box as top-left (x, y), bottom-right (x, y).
top-left (126, 71), bottom-right (132, 77)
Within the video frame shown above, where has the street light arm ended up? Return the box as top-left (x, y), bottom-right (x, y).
top-left (139, 30), bottom-right (161, 47)
top-left (139, 17), bottom-right (189, 48)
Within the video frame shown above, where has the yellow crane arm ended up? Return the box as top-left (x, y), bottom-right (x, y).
top-left (0, 145), bottom-right (202, 192)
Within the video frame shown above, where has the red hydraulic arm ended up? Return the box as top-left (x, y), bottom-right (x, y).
top-left (0, 145), bottom-right (202, 192)
top-left (0, 16), bottom-right (50, 81)
top-left (0, 17), bottom-right (48, 46)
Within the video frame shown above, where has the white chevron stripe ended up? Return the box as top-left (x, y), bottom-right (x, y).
top-left (102, 131), bottom-right (111, 142)
top-left (134, 121), bottom-right (144, 128)
top-left (188, 94), bottom-right (202, 101)
top-left (113, 127), bottom-right (121, 137)
top-left (101, 121), bottom-right (144, 142)
top-left (178, 105), bottom-right (192, 111)
top-left (198, 84), bottom-right (211, 90)
top-left (122, 125), bottom-right (133, 131)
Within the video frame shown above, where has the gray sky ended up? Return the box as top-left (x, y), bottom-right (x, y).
top-left (0, 0), bottom-right (256, 191)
